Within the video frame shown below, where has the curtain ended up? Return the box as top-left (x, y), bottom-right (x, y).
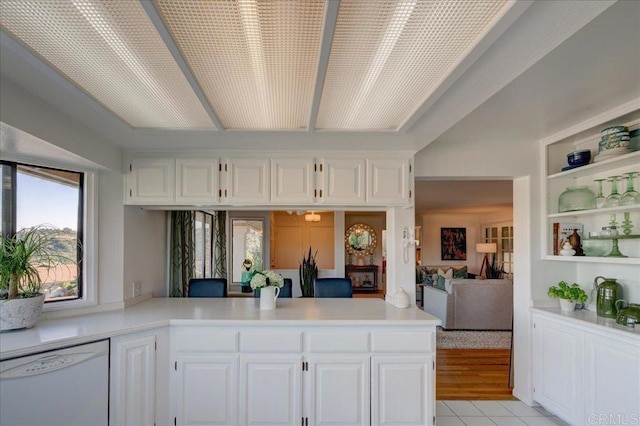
top-left (214, 211), bottom-right (227, 279)
top-left (169, 211), bottom-right (195, 297)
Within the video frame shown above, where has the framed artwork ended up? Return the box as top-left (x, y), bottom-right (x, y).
top-left (441, 227), bottom-right (467, 260)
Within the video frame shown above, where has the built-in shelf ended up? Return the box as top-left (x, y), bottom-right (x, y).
top-left (543, 255), bottom-right (640, 265)
top-left (549, 205), bottom-right (640, 218)
top-left (548, 150), bottom-right (640, 180)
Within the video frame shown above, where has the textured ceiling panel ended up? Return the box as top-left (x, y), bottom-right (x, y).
top-left (0, 0), bottom-right (215, 129)
top-left (316, 0), bottom-right (511, 130)
top-left (156, 0), bottom-right (325, 130)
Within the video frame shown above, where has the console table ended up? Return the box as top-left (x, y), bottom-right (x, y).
top-left (345, 264), bottom-right (379, 292)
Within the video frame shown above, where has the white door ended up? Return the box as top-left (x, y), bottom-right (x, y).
top-left (175, 355), bottom-right (238, 426)
top-left (307, 355), bottom-right (370, 426)
top-left (532, 317), bottom-right (584, 423)
top-left (366, 159), bottom-right (411, 205)
top-left (584, 334), bottom-right (640, 424)
top-left (222, 158), bottom-right (270, 204)
top-left (271, 158), bottom-right (316, 204)
top-left (175, 158), bottom-right (219, 204)
top-left (371, 356), bottom-right (434, 426)
top-left (127, 158), bottom-right (175, 204)
top-left (240, 355), bottom-right (302, 426)
top-left (318, 158), bottom-right (365, 204)
top-left (110, 334), bottom-right (156, 426)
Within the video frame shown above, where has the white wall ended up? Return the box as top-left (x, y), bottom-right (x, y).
top-left (123, 206), bottom-right (167, 299)
top-left (97, 172), bottom-right (125, 306)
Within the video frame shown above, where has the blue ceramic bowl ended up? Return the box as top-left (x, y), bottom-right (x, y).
top-left (567, 149), bottom-right (591, 166)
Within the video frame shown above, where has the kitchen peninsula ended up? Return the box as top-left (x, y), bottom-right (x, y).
top-left (1, 298), bottom-right (440, 426)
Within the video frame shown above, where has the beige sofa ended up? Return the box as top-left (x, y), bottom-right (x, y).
top-left (422, 279), bottom-right (513, 330)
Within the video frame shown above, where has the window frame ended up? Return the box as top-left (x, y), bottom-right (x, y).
top-left (0, 158), bottom-right (97, 311)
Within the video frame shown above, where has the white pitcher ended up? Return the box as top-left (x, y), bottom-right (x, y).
top-left (259, 286), bottom-right (280, 310)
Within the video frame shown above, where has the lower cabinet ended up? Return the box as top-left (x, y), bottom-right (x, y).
top-left (372, 356), bottom-right (434, 426)
top-left (170, 326), bottom-right (435, 426)
top-left (532, 312), bottom-right (640, 425)
top-left (110, 327), bottom-right (169, 426)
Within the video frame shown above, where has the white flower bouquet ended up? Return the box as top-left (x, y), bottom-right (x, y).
top-left (249, 270), bottom-right (284, 290)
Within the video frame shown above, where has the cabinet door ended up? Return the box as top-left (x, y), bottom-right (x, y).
top-left (240, 355), bottom-right (302, 426)
top-left (222, 158), bottom-right (270, 204)
top-left (110, 334), bottom-right (156, 426)
top-left (127, 158), bottom-right (175, 204)
top-left (271, 158), bottom-right (316, 204)
top-left (371, 355), bottom-right (434, 426)
top-left (532, 317), bottom-right (584, 424)
top-left (318, 158), bottom-right (365, 204)
top-left (584, 334), bottom-right (640, 424)
top-left (174, 355), bottom-right (238, 426)
top-left (307, 355), bottom-right (370, 426)
top-left (175, 158), bottom-right (219, 204)
top-left (366, 159), bottom-right (410, 205)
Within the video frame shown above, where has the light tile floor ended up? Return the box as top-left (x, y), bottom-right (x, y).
top-left (437, 401), bottom-right (572, 426)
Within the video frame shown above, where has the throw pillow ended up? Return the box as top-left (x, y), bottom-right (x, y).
top-left (437, 267), bottom-right (453, 279)
top-left (453, 266), bottom-right (468, 279)
top-left (437, 274), bottom-right (446, 290)
top-left (444, 278), bottom-right (454, 294)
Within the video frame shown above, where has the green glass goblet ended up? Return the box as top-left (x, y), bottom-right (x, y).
top-left (594, 178), bottom-right (607, 208)
top-left (621, 172), bottom-right (639, 206)
top-left (605, 176), bottom-right (622, 207)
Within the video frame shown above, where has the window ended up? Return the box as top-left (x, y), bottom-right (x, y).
top-left (0, 161), bottom-right (84, 303)
top-left (232, 219), bottom-right (264, 283)
top-left (194, 211), bottom-right (214, 278)
top-left (482, 222), bottom-right (514, 276)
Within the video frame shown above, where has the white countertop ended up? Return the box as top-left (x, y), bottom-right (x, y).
top-left (531, 307), bottom-right (640, 341)
top-left (0, 298), bottom-right (440, 360)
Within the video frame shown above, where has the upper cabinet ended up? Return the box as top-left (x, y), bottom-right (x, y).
top-left (221, 158), bottom-right (270, 204)
top-left (542, 105), bottom-right (640, 265)
top-left (366, 159), bottom-right (412, 205)
top-left (176, 158), bottom-right (219, 204)
top-left (319, 158), bottom-right (366, 205)
top-left (127, 158), bottom-right (175, 204)
top-left (125, 154), bottom-right (412, 208)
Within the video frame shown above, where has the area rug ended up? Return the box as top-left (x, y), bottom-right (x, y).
top-left (436, 328), bottom-right (512, 349)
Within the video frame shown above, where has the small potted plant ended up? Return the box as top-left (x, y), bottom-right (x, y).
top-left (547, 281), bottom-right (588, 312)
top-left (0, 226), bottom-right (77, 330)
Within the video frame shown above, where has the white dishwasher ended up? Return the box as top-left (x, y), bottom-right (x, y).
top-left (0, 339), bottom-right (109, 426)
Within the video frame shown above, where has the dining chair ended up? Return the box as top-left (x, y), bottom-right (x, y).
top-left (187, 278), bottom-right (227, 297)
top-left (314, 278), bottom-right (353, 298)
top-left (254, 278), bottom-right (293, 298)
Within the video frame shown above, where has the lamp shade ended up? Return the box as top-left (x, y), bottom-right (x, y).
top-left (476, 243), bottom-right (497, 254)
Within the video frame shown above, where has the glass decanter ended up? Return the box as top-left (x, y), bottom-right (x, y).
top-left (621, 172), bottom-right (639, 205)
top-left (594, 179), bottom-right (607, 208)
top-left (605, 175), bottom-right (622, 207)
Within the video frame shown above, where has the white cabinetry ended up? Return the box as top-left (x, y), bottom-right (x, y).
top-left (271, 158), bottom-right (316, 204)
top-left (240, 355), bottom-right (302, 425)
top-left (221, 158), bottom-right (270, 204)
top-left (170, 325), bottom-right (436, 426)
top-left (110, 328), bottom-right (169, 426)
top-left (371, 356), bottom-right (434, 426)
top-left (126, 158), bottom-right (175, 204)
top-left (543, 108), bottom-right (640, 264)
top-left (532, 311), bottom-right (640, 425)
top-left (175, 158), bottom-right (219, 204)
top-left (318, 158), bottom-right (366, 205)
top-left (532, 316), bottom-right (584, 422)
top-left (366, 158), bottom-right (412, 205)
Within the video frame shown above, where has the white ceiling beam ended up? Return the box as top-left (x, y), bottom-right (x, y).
top-left (138, 0), bottom-right (224, 131)
top-left (308, 0), bottom-right (340, 132)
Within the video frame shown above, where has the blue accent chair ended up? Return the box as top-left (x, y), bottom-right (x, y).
top-left (188, 278), bottom-right (227, 297)
top-left (314, 278), bottom-right (353, 298)
top-left (254, 278), bottom-right (293, 298)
